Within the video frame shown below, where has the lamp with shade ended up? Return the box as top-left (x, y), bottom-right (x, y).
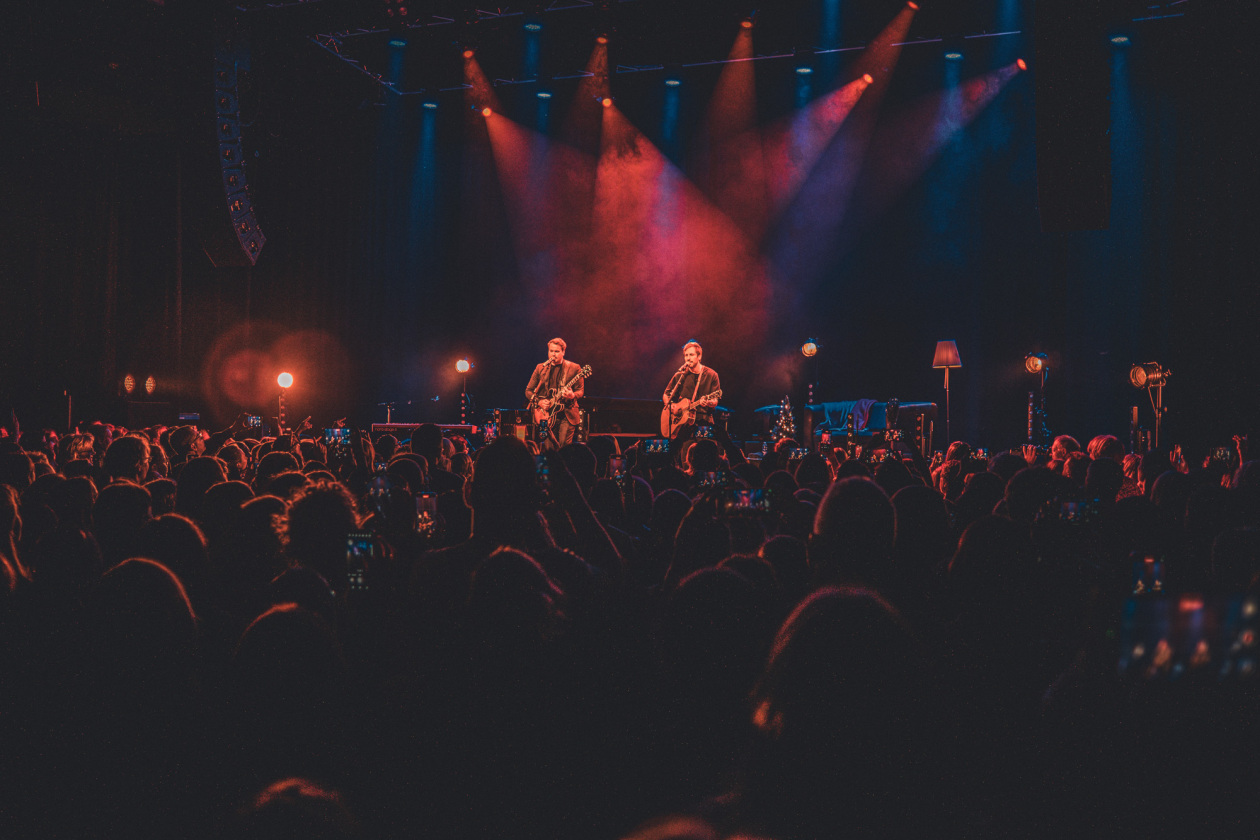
top-left (932, 341), bottom-right (961, 447)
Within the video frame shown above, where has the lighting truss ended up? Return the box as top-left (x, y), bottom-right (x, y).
top-left (275, 0), bottom-right (1192, 100)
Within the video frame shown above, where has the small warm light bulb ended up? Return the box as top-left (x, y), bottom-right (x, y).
top-left (123, 375), bottom-right (136, 394)
top-left (1016, 58), bottom-right (1027, 71)
top-left (277, 372), bottom-right (294, 389)
top-left (144, 376), bottom-right (156, 395)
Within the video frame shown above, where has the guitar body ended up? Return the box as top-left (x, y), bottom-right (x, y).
top-left (528, 365), bottom-right (593, 429)
top-left (661, 390), bottom-right (722, 439)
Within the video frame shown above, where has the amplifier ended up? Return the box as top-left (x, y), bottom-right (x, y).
top-left (369, 423), bottom-right (480, 437)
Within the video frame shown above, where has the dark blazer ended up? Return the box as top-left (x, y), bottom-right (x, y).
top-left (525, 359), bottom-right (585, 425)
top-left (666, 364), bottom-right (721, 424)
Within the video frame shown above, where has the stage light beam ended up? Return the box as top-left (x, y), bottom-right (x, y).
top-left (277, 372), bottom-right (294, 389)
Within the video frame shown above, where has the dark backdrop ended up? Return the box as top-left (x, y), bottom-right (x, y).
top-left (3, 0), bottom-right (1255, 450)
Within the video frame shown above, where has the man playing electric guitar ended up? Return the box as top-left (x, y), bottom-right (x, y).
top-left (525, 337), bottom-right (586, 451)
top-left (661, 340), bottom-right (722, 440)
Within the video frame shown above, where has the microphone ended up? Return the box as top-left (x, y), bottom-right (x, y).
top-left (677, 364), bottom-right (689, 372)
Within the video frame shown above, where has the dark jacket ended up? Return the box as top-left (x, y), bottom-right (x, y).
top-left (525, 360), bottom-right (586, 425)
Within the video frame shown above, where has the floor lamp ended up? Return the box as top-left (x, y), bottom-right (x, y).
top-left (932, 341), bottom-right (961, 449)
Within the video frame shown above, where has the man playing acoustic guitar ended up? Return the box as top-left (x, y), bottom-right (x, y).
top-left (661, 340), bottom-right (721, 440)
top-left (525, 337), bottom-right (586, 451)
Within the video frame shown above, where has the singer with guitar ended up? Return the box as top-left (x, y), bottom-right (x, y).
top-left (525, 338), bottom-right (587, 451)
top-left (662, 340), bottom-right (722, 440)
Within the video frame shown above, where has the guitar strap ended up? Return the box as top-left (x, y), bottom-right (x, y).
top-left (689, 367), bottom-right (704, 404)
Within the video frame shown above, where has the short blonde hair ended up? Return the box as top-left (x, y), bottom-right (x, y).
top-left (682, 340), bottom-right (702, 356)
top-left (548, 338), bottom-right (567, 352)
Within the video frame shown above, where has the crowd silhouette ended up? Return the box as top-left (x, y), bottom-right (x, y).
top-left (3, 416), bottom-right (1260, 839)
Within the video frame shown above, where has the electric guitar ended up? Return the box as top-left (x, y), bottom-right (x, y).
top-left (661, 389), bottom-right (722, 439)
top-left (529, 364), bottom-right (593, 428)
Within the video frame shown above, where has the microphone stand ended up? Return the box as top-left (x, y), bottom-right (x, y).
top-left (664, 366), bottom-right (688, 439)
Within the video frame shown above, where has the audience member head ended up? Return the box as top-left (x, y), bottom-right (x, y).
top-left (281, 481), bottom-right (359, 592)
top-left (810, 477), bottom-right (894, 589)
top-left (466, 437), bottom-right (543, 525)
top-left (0, 451), bottom-right (35, 492)
top-left (665, 506), bottom-right (732, 588)
top-left (558, 443), bottom-right (598, 492)
top-left (374, 434), bottom-right (398, 464)
top-left (683, 439), bottom-right (719, 476)
top-left (237, 777), bottom-right (360, 840)
top-left (256, 452), bottom-right (301, 495)
top-left (891, 484), bottom-right (954, 575)
top-left (93, 481), bottom-right (153, 568)
top-left (1085, 457), bottom-right (1125, 505)
top-left (793, 453), bottom-right (831, 491)
top-left (1050, 434), bottom-right (1081, 462)
top-left (175, 456), bottom-right (228, 520)
top-left (467, 548), bottom-right (566, 658)
top-left (1062, 451), bottom-right (1089, 487)
top-left (145, 477), bottom-right (178, 515)
top-left (872, 457), bottom-right (915, 497)
top-left (937, 459), bottom-right (966, 501)
top-left (989, 451), bottom-right (1026, 484)
top-left (758, 535), bottom-right (810, 605)
top-left (1003, 467), bottom-right (1062, 524)
top-left (138, 513), bottom-right (211, 605)
top-left (267, 471), bottom-right (311, 501)
top-left (102, 435), bottom-right (150, 484)
top-left (412, 423), bottom-right (445, 464)
top-left (1088, 434), bottom-right (1125, 464)
top-left (57, 433), bottom-right (96, 467)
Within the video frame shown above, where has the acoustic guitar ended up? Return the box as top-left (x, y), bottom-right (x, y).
top-left (661, 389), bottom-right (722, 439)
top-left (529, 364), bottom-right (593, 428)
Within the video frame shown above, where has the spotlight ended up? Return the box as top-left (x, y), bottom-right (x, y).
top-left (422, 99), bottom-right (439, 109)
top-left (801, 339), bottom-right (820, 358)
top-left (123, 374), bottom-right (136, 394)
top-left (601, 97), bottom-right (613, 108)
top-left (482, 106), bottom-right (492, 116)
top-left (277, 372), bottom-right (294, 389)
top-left (663, 64), bottom-right (682, 87)
top-left (456, 359), bottom-right (472, 374)
top-left (523, 21), bottom-right (542, 32)
top-left (1130, 362), bottom-right (1170, 449)
top-left (463, 48), bottom-right (475, 59)
top-left (1129, 362), bottom-right (1169, 389)
top-left (908, 1), bottom-right (919, 9)
top-left (1024, 352), bottom-right (1048, 374)
top-left (863, 73), bottom-right (874, 84)
top-left (1110, 34), bottom-right (1131, 47)
top-left (1016, 58), bottom-right (1027, 71)
top-left (596, 35), bottom-right (608, 45)
top-left (741, 16), bottom-right (754, 29)
top-left (536, 90), bottom-right (552, 99)
top-left (144, 376), bottom-right (156, 395)
top-left (944, 50), bottom-right (964, 61)
top-left (794, 47), bottom-right (816, 75)
top-left (388, 38), bottom-right (407, 48)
